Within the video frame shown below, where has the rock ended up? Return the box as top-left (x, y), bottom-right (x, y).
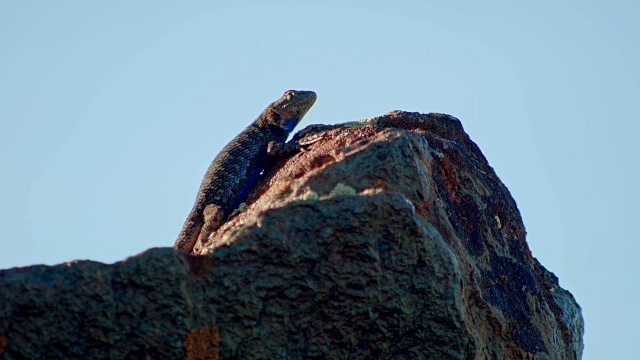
top-left (0, 111), bottom-right (583, 359)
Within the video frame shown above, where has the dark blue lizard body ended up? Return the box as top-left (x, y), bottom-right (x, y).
top-left (174, 90), bottom-right (317, 253)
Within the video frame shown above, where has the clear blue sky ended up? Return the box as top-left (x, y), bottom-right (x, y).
top-left (1, 1), bottom-right (637, 358)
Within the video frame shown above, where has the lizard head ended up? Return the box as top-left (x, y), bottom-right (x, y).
top-left (260, 90), bottom-right (317, 132)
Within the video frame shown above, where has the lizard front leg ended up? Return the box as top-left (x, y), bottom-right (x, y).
top-left (266, 140), bottom-right (300, 157)
top-left (267, 136), bottom-right (322, 157)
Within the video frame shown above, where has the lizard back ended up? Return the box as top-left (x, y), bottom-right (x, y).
top-left (174, 90), bottom-right (317, 252)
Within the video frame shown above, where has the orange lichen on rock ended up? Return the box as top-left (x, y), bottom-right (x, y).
top-left (0, 334), bottom-right (7, 356)
top-left (184, 326), bottom-right (220, 360)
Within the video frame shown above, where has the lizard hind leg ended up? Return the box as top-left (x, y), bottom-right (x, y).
top-left (197, 204), bottom-right (225, 246)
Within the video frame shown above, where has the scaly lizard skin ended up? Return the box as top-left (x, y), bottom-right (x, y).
top-left (174, 90), bottom-right (317, 253)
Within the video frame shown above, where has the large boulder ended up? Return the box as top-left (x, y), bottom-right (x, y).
top-left (0, 111), bottom-right (583, 359)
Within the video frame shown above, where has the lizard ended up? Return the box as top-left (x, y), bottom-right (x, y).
top-left (174, 90), bottom-right (317, 253)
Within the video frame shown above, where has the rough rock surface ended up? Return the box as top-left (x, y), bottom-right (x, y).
top-left (0, 111), bottom-right (583, 359)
